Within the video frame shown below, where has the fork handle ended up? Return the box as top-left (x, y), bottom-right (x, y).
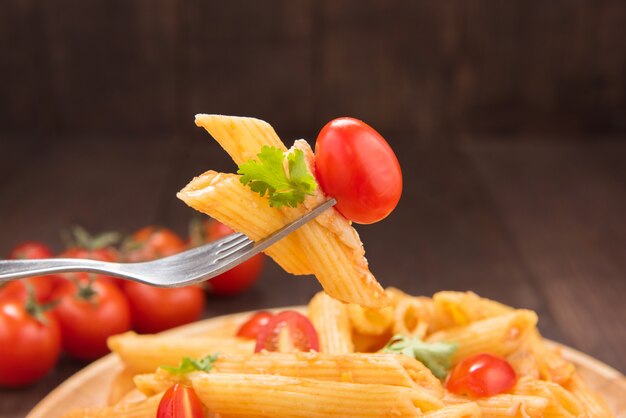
top-left (0, 258), bottom-right (119, 282)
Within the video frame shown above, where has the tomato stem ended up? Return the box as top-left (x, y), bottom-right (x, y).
top-left (74, 276), bottom-right (98, 301)
top-left (23, 282), bottom-right (50, 324)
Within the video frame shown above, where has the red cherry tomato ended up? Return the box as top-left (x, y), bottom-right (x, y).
top-left (236, 311), bottom-right (274, 339)
top-left (202, 220), bottom-right (264, 296)
top-left (255, 310), bottom-right (319, 353)
top-left (60, 247), bottom-right (123, 287)
top-left (157, 384), bottom-right (204, 418)
top-left (52, 279), bottom-right (132, 360)
top-left (315, 117), bottom-right (402, 224)
top-left (446, 353), bottom-right (517, 397)
top-left (5, 241), bottom-right (59, 302)
top-left (8, 241), bottom-right (54, 259)
top-left (0, 278), bottom-right (55, 304)
top-left (123, 282), bottom-right (205, 334)
top-left (123, 226), bottom-right (186, 262)
top-left (0, 298), bottom-right (61, 387)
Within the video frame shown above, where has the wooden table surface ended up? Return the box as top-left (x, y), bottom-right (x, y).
top-left (0, 136), bottom-right (625, 417)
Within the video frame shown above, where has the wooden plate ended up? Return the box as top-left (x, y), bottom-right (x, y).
top-left (27, 307), bottom-right (626, 418)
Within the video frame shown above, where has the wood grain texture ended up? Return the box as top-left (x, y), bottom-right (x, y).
top-left (465, 140), bottom-right (626, 370)
top-left (2, 1), bottom-right (626, 138)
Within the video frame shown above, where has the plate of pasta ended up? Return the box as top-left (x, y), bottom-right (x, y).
top-left (28, 115), bottom-right (626, 417)
top-left (28, 291), bottom-right (626, 417)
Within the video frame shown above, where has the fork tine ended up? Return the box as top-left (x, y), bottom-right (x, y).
top-left (215, 232), bottom-right (246, 247)
top-left (214, 238), bottom-right (254, 261)
top-left (216, 234), bottom-right (250, 252)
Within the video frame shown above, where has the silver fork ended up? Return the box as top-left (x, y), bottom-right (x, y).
top-left (0, 199), bottom-right (336, 287)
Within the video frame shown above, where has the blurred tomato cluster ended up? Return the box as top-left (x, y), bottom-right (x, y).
top-left (0, 219), bottom-right (264, 388)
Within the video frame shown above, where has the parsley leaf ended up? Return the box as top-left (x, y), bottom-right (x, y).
top-left (381, 334), bottom-right (457, 379)
top-left (160, 353), bottom-right (219, 374)
top-left (237, 146), bottom-right (317, 208)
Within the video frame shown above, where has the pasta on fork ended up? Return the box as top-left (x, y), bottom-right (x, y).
top-left (178, 115), bottom-right (390, 308)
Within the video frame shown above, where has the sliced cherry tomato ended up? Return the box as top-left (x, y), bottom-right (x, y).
top-left (446, 353), bottom-right (517, 397)
top-left (157, 384), bottom-right (204, 418)
top-left (315, 117), bottom-right (402, 224)
top-left (123, 282), bottom-right (205, 334)
top-left (0, 297), bottom-right (61, 387)
top-left (236, 311), bottom-right (274, 339)
top-left (123, 226), bottom-right (185, 262)
top-left (255, 310), bottom-right (319, 353)
top-left (200, 219), bottom-right (264, 296)
top-left (52, 278), bottom-right (131, 360)
top-left (4, 241), bottom-right (59, 302)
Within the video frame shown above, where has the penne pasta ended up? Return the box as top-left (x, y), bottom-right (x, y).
top-left (185, 115), bottom-right (390, 308)
top-left (427, 310), bottom-right (538, 363)
top-left (108, 332), bottom-right (254, 373)
top-left (178, 170), bottom-right (312, 275)
top-left (424, 403), bottom-right (481, 417)
top-left (513, 376), bottom-right (585, 417)
top-left (63, 392), bottom-right (162, 418)
top-left (432, 291), bottom-right (513, 330)
top-left (308, 292), bottom-right (354, 353)
top-left (565, 374), bottom-right (614, 417)
top-left (444, 393), bottom-right (549, 418)
top-left (192, 373), bottom-right (444, 417)
top-left (135, 351), bottom-right (443, 399)
top-left (527, 332), bottom-right (575, 385)
top-left (392, 296), bottom-right (435, 338)
top-left (347, 303), bottom-right (394, 336)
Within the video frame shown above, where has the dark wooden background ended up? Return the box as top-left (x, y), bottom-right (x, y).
top-left (1, 1), bottom-right (625, 417)
top-left (2, 0), bottom-right (625, 140)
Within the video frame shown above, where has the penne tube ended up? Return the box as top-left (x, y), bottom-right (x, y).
top-left (178, 170), bottom-right (312, 275)
top-left (192, 373), bottom-right (444, 417)
top-left (427, 310), bottom-right (538, 363)
top-left (513, 376), bottom-right (585, 417)
top-left (108, 332), bottom-right (254, 373)
top-left (108, 367), bottom-right (138, 405)
top-left (392, 296), bottom-right (435, 338)
top-left (432, 291), bottom-right (513, 330)
top-left (424, 403), bottom-right (482, 417)
top-left (308, 292), bottom-right (354, 353)
top-left (444, 393), bottom-right (549, 418)
top-left (62, 392), bottom-right (162, 418)
top-left (347, 303), bottom-right (394, 336)
top-left (526, 332), bottom-right (575, 385)
top-left (565, 374), bottom-right (615, 417)
top-left (135, 351), bottom-right (443, 399)
top-left (195, 114), bottom-right (288, 165)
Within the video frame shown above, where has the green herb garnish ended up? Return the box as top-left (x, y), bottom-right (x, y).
top-left (160, 353), bottom-right (219, 374)
top-left (381, 334), bottom-right (457, 379)
top-left (237, 146), bottom-right (317, 208)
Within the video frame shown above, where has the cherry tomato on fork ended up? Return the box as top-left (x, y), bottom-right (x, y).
top-left (446, 353), bottom-right (517, 397)
top-left (315, 117), bottom-right (402, 224)
top-left (157, 384), bottom-right (204, 418)
top-left (255, 310), bottom-right (319, 353)
top-left (236, 311), bottom-right (274, 339)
